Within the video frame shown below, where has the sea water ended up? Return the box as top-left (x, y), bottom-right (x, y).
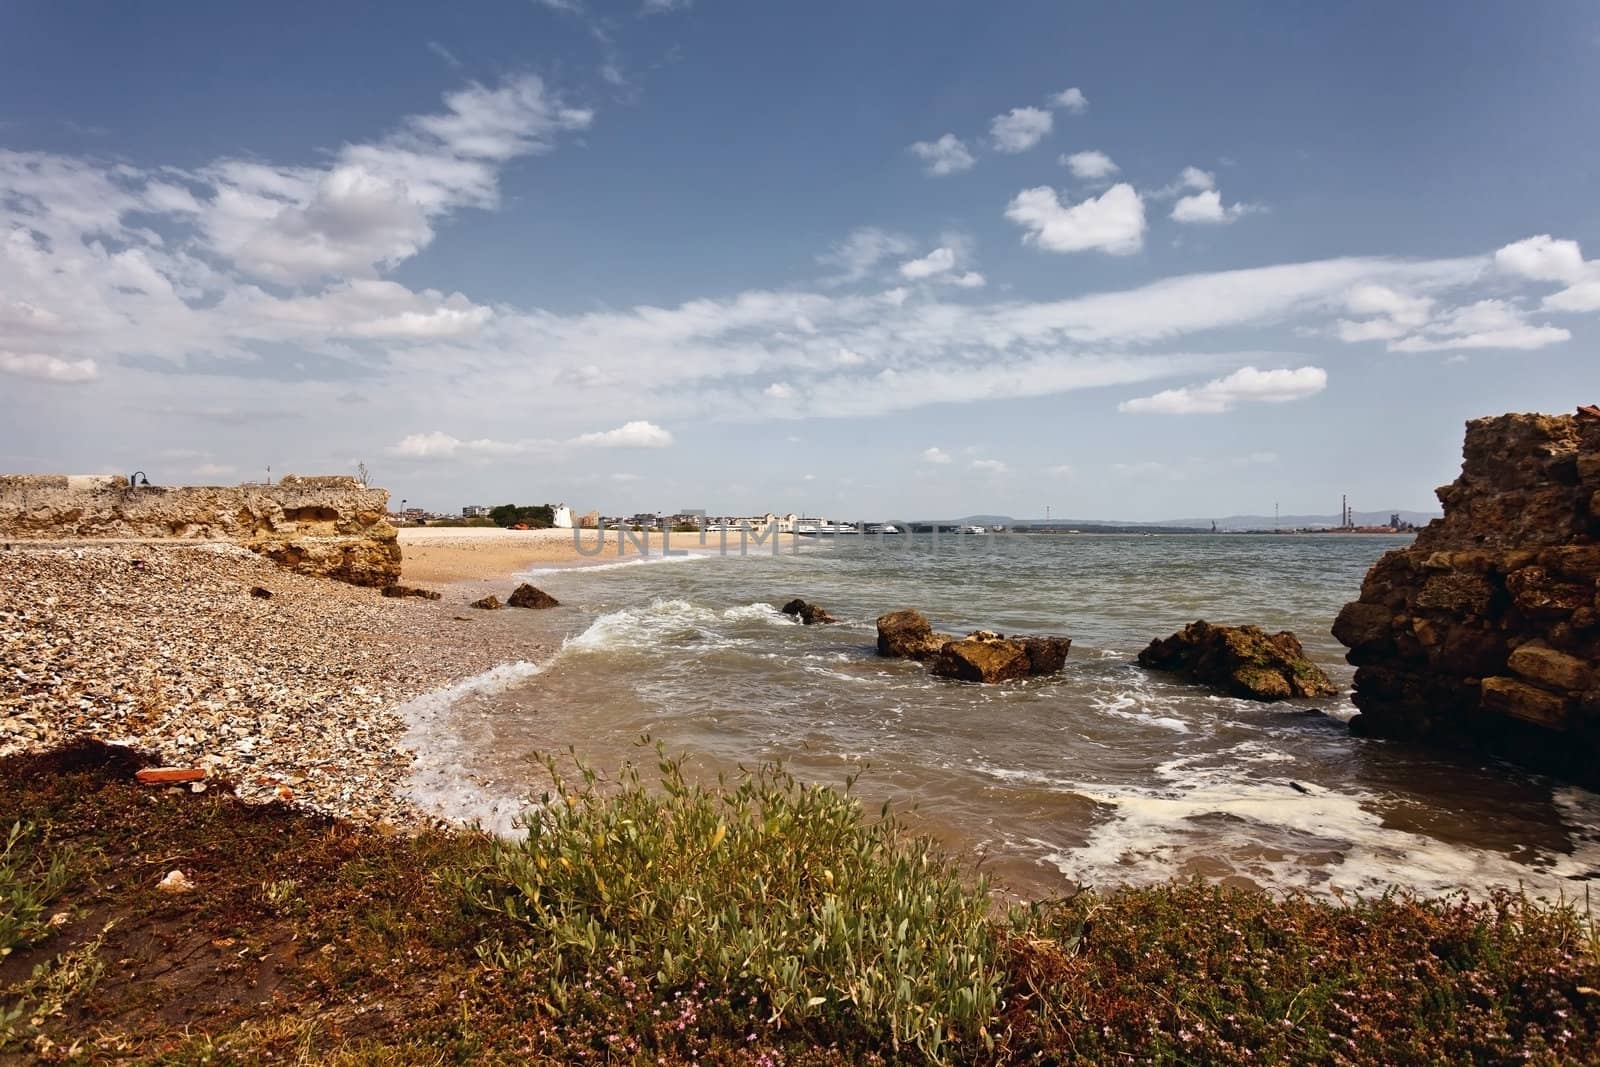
top-left (403, 533), bottom-right (1600, 900)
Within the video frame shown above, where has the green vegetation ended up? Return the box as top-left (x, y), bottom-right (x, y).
top-left (2, 742), bottom-right (1597, 1065)
top-left (489, 504), bottom-right (555, 528)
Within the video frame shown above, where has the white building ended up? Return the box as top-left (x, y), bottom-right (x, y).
top-left (552, 503), bottom-right (574, 529)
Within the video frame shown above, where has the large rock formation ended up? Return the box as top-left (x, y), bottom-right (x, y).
top-left (1139, 620), bottom-right (1338, 701)
top-left (0, 474), bottom-right (400, 587)
top-left (1333, 410), bottom-right (1600, 783)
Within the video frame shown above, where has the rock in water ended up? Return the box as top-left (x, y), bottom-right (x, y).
top-left (1333, 408), bottom-right (1600, 786)
top-left (381, 584), bottom-right (442, 601)
top-left (470, 594), bottom-right (503, 610)
top-left (876, 609), bottom-right (953, 660)
top-left (932, 635), bottom-right (1033, 682)
top-left (1138, 620), bottom-right (1337, 701)
top-left (781, 598), bottom-right (837, 624)
top-left (507, 583), bottom-right (560, 609)
top-left (931, 631), bottom-right (1073, 682)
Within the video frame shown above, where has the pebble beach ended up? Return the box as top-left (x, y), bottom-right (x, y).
top-left (0, 539), bottom-right (551, 824)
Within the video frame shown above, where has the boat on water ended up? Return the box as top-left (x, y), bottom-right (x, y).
top-left (795, 522), bottom-right (903, 535)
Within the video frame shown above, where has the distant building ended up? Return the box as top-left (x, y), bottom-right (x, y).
top-left (579, 510), bottom-right (600, 529)
top-left (462, 505), bottom-right (489, 518)
top-left (552, 503), bottom-right (574, 529)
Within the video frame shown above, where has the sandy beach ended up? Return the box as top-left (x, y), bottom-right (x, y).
top-left (398, 525), bottom-right (798, 588)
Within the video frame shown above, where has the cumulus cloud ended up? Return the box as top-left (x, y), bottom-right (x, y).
top-left (1335, 284), bottom-right (1433, 341)
top-left (990, 107), bottom-right (1053, 153)
top-left (922, 446), bottom-right (952, 464)
top-left (1062, 150), bottom-right (1118, 180)
top-left (1005, 182), bottom-right (1146, 255)
top-left (387, 432), bottom-right (542, 458)
top-left (899, 247), bottom-right (956, 279)
top-left (1543, 280), bottom-right (1600, 313)
top-left (909, 134), bottom-right (975, 176)
top-left (950, 271), bottom-right (986, 288)
top-left (0, 350), bottom-right (99, 383)
top-left (763, 381), bottom-right (796, 400)
top-left (1494, 235), bottom-right (1587, 284)
top-left (570, 420), bottom-right (674, 447)
top-left (969, 458), bottom-right (1010, 474)
top-left (1171, 189), bottom-right (1255, 225)
top-left (1052, 87), bottom-right (1088, 114)
top-left (1119, 366), bottom-right (1328, 415)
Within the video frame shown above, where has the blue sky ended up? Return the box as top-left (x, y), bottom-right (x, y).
top-left (2, 1), bottom-right (1598, 520)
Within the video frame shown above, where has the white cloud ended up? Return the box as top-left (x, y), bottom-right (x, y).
top-left (922, 446), bottom-right (952, 464)
top-left (1544, 280), bottom-right (1600, 313)
top-left (990, 107), bottom-right (1053, 153)
top-left (1119, 365), bottom-right (1328, 415)
top-left (1335, 284), bottom-right (1433, 341)
top-left (909, 134), bottom-right (976, 176)
top-left (818, 227), bottom-right (913, 283)
top-left (610, 472), bottom-right (641, 482)
top-left (1045, 464), bottom-right (1074, 478)
top-left (1171, 189), bottom-right (1255, 225)
top-left (763, 381), bottom-right (796, 400)
top-left (187, 75), bottom-right (592, 285)
top-left (969, 458), bottom-right (1010, 474)
top-left (1387, 299), bottom-right (1570, 352)
top-left (570, 420), bottom-right (674, 448)
top-left (1494, 235), bottom-right (1586, 284)
top-left (1052, 88), bottom-right (1088, 114)
top-left (834, 346), bottom-right (866, 366)
top-left (194, 462), bottom-right (237, 478)
top-left (1005, 182), bottom-right (1146, 255)
top-left (388, 432), bottom-right (541, 458)
top-left (899, 246), bottom-right (956, 279)
top-left (950, 271), bottom-right (986, 288)
top-left (0, 350), bottom-right (99, 383)
top-left (641, 0), bottom-right (690, 12)
top-left (1062, 150), bottom-right (1118, 181)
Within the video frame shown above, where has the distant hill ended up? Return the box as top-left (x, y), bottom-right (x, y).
top-left (929, 510), bottom-right (1440, 531)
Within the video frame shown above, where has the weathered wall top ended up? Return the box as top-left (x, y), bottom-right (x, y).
top-left (0, 474), bottom-right (400, 587)
top-left (1333, 408), bottom-right (1600, 785)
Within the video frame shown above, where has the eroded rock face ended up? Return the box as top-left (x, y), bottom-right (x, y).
top-left (382, 584), bottom-right (441, 601)
top-left (781, 598), bottom-right (837, 625)
top-left (876, 610), bottom-right (953, 660)
top-left (1333, 409), bottom-right (1600, 784)
top-left (1139, 620), bottom-right (1338, 701)
top-left (0, 473), bottom-right (400, 588)
top-left (508, 583), bottom-right (560, 609)
top-left (930, 632), bottom-right (1074, 683)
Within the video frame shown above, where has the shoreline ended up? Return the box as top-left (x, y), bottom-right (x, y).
top-left (398, 525), bottom-right (802, 589)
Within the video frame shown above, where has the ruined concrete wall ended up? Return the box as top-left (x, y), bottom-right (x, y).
top-left (1333, 410), bottom-right (1600, 785)
top-left (0, 474), bottom-right (401, 587)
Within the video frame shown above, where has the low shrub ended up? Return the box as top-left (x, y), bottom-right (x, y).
top-left (464, 747), bottom-right (1002, 1061)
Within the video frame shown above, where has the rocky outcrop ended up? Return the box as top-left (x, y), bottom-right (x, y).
top-left (471, 595), bottom-right (503, 610)
top-left (382, 584), bottom-right (441, 601)
top-left (508, 583), bottom-right (560, 609)
top-left (1139, 620), bottom-right (1338, 701)
top-left (876, 610), bottom-right (954, 660)
top-left (931, 632), bottom-right (1074, 683)
top-left (1333, 410), bottom-right (1600, 784)
top-left (781, 598), bottom-right (837, 624)
top-left (0, 473), bottom-right (400, 587)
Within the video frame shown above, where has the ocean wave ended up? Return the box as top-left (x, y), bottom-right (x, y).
top-left (1044, 759), bottom-right (1600, 900)
top-left (519, 551), bottom-right (714, 578)
top-left (394, 660), bottom-right (547, 834)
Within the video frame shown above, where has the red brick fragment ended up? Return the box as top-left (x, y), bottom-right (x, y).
top-left (135, 767), bottom-right (206, 785)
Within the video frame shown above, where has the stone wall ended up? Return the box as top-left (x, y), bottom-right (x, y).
top-left (1333, 409), bottom-right (1600, 785)
top-left (0, 474), bottom-right (401, 587)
